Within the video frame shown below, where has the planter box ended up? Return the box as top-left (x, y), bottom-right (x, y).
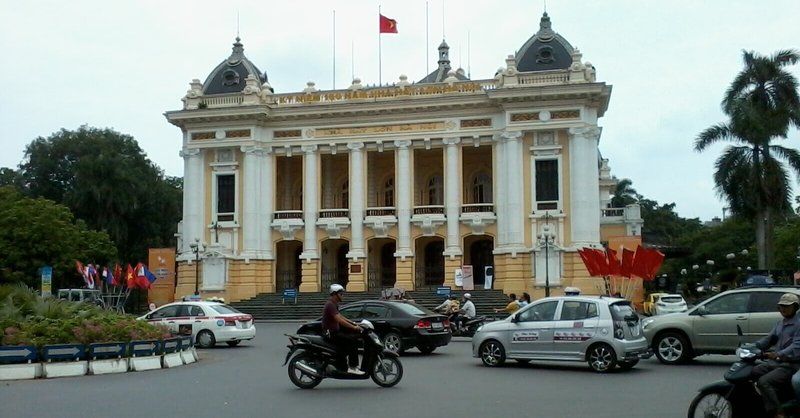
top-left (162, 352), bottom-right (183, 368)
top-left (0, 363), bottom-right (42, 380)
top-left (129, 356), bottom-right (162, 372)
top-left (89, 358), bottom-right (129, 375)
top-left (180, 348), bottom-right (197, 364)
top-left (43, 361), bottom-right (88, 378)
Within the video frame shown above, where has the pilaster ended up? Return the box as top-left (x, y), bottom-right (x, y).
top-left (299, 260), bottom-right (320, 292)
top-left (443, 137), bottom-right (462, 257)
top-left (394, 259), bottom-right (414, 290)
top-left (568, 126), bottom-right (602, 248)
top-left (394, 140), bottom-right (413, 258)
top-left (347, 142), bottom-right (366, 260)
top-left (346, 261), bottom-right (366, 292)
top-left (301, 145), bottom-right (319, 260)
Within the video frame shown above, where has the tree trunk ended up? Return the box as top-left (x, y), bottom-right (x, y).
top-left (755, 208), bottom-right (774, 272)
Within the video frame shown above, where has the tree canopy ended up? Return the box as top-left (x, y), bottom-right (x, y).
top-left (18, 126), bottom-right (182, 262)
top-left (0, 187), bottom-right (117, 289)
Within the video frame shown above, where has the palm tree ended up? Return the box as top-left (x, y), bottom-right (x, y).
top-left (610, 178), bottom-right (639, 207)
top-left (695, 49), bottom-right (800, 270)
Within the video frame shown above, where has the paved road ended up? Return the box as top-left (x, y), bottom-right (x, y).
top-left (1, 322), bottom-right (733, 418)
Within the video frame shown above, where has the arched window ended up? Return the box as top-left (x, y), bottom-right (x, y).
top-left (428, 175), bottom-right (443, 205)
top-left (472, 173), bottom-right (492, 203)
top-left (383, 177), bottom-right (394, 207)
top-left (339, 180), bottom-right (349, 208)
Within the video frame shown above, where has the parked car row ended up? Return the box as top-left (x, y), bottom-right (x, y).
top-left (135, 284), bottom-right (799, 375)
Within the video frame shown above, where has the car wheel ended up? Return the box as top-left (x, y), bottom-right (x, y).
top-left (382, 332), bottom-right (403, 354)
top-left (418, 345), bottom-right (435, 355)
top-left (654, 332), bottom-right (691, 365)
top-left (479, 340), bottom-right (505, 367)
top-left (587, 343), bottom-right (617, 373)
top-left (196, 330), bottom-right (216, 348)
top-left (226, 341), bottom-right (241, 347)
top-left (617, 359), bottom-right (639, 371)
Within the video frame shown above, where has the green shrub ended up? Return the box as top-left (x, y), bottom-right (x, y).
top-left (0, 284), bottom-right (169, 349)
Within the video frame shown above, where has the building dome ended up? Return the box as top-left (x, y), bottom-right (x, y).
top-left (515, 12), bottom-right (574, 72)
top-left (202, 37), bottom-right (269, 95)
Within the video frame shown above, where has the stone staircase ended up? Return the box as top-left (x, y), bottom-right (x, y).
top-left (229, 288), bottom-right (513, 321)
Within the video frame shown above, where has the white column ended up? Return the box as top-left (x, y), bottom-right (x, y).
top-left (242, 146), bottom-right (260, 258)
top-left (568, 126), bottom-right (602, 247)
top-left (493, 134), bottom-right (507, 250)
top-left (347, 143), bottom-right (366, 259)
top-left (180, 148), bottom-right (204, 257)
top-left (443, 137), bottom-right (462, 257)
top-left (301, 145), bottom-right (319, 259)
top-left (503, 131), bottom-right (525, 252)
top-left (395, 140), bottom-right (413, 258)
top-left (261, 147), bottom-right (274, 259)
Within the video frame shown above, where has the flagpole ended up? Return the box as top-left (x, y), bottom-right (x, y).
top-left (378, 5), bottom-right (382, 85)
top-left (332, 9), bottom-right (336, 90)
top-left (426, 1), bottom-right (429, 76)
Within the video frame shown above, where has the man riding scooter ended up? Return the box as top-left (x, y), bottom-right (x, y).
top-left (453, 293), bottom-right (476, 334)
top-left (751, 293), bottom-right (800, 418)
top-left (322, 284), bottom-right (365, 375)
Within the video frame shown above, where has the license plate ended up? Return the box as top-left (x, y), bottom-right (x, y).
top-left (432, 322), bottom-right (443, 330)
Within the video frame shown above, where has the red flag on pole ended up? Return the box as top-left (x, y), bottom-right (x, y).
top-left (135, 263), bottom-right (150, 289)
top-left (112, 263), bottom-right (122, 286)
top-left (126, 264), bottom-right (136, 289)
top-left (379, 14), bottom-right (398, 33)
top-left (606, 248), bottom-right (622, 277)
top-left (578, 248), bottom-right (602, 277)
top-left (620, 248), bottom-right (635, 278)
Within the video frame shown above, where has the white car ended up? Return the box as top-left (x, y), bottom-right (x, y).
top-left (654, 294), bottom-right (688, 315)
top-left (472, 295), bottom-right (651, 372)
top-left (138, 301), bottom-right (256, 348)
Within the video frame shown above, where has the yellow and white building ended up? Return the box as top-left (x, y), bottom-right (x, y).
top-left (166, 13), bottom-right (643, 303)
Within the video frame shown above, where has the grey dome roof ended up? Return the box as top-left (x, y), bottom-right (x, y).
top-left (515, 12), bottom-right (574, 72)
top-left (418, 39), bottom-right (470, 84)
top-left (202, 37), bottom-right (269, 95)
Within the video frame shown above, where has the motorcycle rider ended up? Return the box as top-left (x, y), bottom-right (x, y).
top-left (454, 293), bottom-right (476, 332)
top-left (322, 284), bottom-right (365, 375)
top-left (434, 295), bottom-right (460, 315)
top-left (751, 293), bottom-right (800, 418)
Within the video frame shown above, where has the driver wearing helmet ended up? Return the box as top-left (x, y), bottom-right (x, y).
top-left (322, 284), bottom-right (365, 375)
top-left (751, 293), bottom-right (800, 418)
top-left (454, 293), bottom-right (476, 332)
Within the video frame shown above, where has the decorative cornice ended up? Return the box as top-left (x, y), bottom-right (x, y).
top-left (394, 140), bottom-right (412, 149)
top-left (346, 142), bottom-right (365, 151)
top-left (301, 144), bottom-right (318, 154)
top-left (443, 137), bottom-right (461, 146)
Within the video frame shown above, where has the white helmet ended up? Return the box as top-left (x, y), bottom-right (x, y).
top-left (330, 284), bottom-right (345, 295)
top-left (463, 293), bottom-right (472, 299)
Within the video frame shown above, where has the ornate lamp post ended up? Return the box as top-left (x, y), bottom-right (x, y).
top-left (538, 212), bottom-right (555, 297)
top-left (189, 238), bottom-right (203, 295)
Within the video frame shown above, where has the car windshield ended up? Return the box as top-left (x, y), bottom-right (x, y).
top-left (610, 302), bottom-right (638, 321)
top-left (661, 296), bottom-right (684, 303)
top-left (208, 304), bottom-right (242, 315)
top-left (389, 302), bottom-right (432, 316)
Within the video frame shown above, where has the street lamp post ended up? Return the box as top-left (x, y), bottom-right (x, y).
top-left (539, 212), bottom-right (555, 297)
top-left (706, 259), bottom-right (715, 291)
top-left (189, 238), bottom-right (202, 295)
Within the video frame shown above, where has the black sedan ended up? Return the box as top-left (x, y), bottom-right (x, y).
top-left (296, 300), bottom-right (452, 355)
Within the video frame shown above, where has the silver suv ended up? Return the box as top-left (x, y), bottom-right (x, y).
top-left (472, 296), bottom-right (651, 372)
top-left (642, 287), bottom-right (800, 364)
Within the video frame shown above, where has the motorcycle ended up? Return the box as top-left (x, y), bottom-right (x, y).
top-left (687, 343), bottom-right (799, 418)
top-left (449, 315), bottom-right (487, 337)
top-left (283, 319), bottom-right (403, 389)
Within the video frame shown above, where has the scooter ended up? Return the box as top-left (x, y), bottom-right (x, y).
top-left (284, 319), bottom-right (403, 389)
top-left (450, 315), bottom-right (487, 337)
top-left (687, 343), bottom-right (799, 418)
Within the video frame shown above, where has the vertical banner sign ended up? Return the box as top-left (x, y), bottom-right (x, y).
top-left (41, 266), bottom-right (53, 297)
top-left (462, 265), bottom-right (474, 290)
top-left (454, 269), bottom-right (464, 287)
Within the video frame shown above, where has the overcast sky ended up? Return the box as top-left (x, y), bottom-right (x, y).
top-left (1, 0), bottom-right (798, 221)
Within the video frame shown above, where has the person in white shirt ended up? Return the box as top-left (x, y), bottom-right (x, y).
top-left (454, 293), bottom-right (476, 331)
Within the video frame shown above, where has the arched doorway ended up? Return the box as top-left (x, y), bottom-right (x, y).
top-left (466, 236), bottom-right (494, 288)
top-left (276, 241), bottom-right (303, 291)
top-left (415, 237), bottom-right (444, 289)
top-left (368, 238), bottom-right (396, 289)
top-left (321, 239), bottom-right (349, 290)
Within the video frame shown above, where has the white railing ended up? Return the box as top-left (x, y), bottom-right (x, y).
top-left (200, 95), bottom-right (244, 107)
top-left (518, 71), bottom-right (569, 85)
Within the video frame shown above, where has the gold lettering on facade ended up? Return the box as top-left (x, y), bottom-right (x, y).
top-left (315, 122), bottom-right (445, 138)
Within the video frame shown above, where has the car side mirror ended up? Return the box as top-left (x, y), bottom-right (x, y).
top-left (510, 314), bottom-right (518, 323)
top-left (696, 305), bottom-right (708, 316)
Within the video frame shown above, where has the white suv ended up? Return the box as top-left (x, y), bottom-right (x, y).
top-left (472, 295), bottom-right (651, 372)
